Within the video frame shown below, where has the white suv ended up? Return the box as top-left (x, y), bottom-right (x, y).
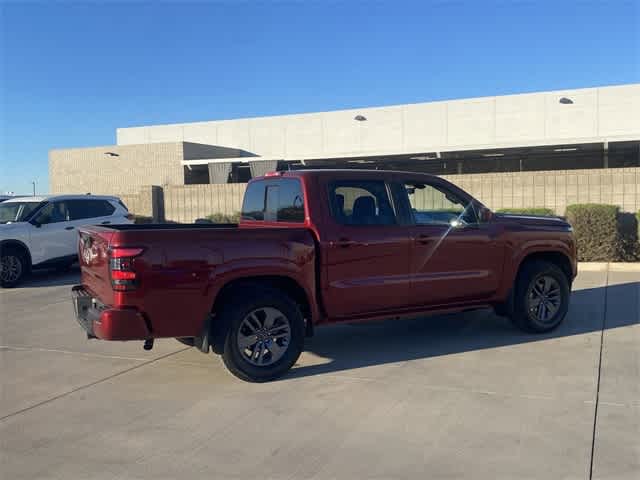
top-left (0, 194), bottom-right (133, 287)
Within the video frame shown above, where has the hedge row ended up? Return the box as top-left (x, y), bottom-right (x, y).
top-left (206, 212), bottom-right (241, 223)
top-left (494, 205), bottom-right (639, 261)
top-left (496, 208), bottom-right (556, 216)
top-left (565, 204), bottom-right (639, 262)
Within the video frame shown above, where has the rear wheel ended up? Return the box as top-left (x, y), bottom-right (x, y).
top-left (1, 248), bottom-right (28, 288)
top-left (220, 286), bottom-right (304, 382)
top-left (511, 260), bottom-right (570, 333)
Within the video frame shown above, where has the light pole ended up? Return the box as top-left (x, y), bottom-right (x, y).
top-left (32, 181), bottom-right (36, 196)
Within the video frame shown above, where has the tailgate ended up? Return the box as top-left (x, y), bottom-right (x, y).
top-left (78, 226), bottom-right (116, 305)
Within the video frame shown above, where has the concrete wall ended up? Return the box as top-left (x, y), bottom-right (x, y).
top-left (122, 168), bottom-right (640, 223)
top-left (49, 141), bottom-right (263, 195)
top-left (120, 186), bottom-right (163, 220)
top-left (447, 167), bottom-right (640, 214)
top-left (163, 183), bottom-right (246, 223)
top-left (117, 84), bottom-right (640, 158)
top-left (49, 142), bottom-right (185, 195)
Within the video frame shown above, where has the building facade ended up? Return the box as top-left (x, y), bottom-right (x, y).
top-left (49, 84), bottom-right (640, 217)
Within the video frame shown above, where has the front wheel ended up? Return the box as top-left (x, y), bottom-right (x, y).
top-left (511, 260), bottom-right (570, 333)
top-left (220, 286), bottom-right (305, 382)
top-left (1, 248), bottom-right (28, 288)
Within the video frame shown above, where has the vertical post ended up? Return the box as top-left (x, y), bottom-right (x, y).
top-left (603, 141), bottom-right (609, 168)
top-left (151, 185), bottom-right (164, 222)
top-left (32, 181), bottom-right (36, 196)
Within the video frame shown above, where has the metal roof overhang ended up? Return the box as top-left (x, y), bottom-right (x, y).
top-left (180, 134), bottom-right (638, 166)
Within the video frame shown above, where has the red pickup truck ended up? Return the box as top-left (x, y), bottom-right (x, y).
top-left (72, 170), bottom-right (576, 382)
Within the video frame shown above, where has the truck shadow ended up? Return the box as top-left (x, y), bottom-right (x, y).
top-left (18, 266), bottom-right (81, 288)
top-left (288, 282), bottom-right (639, 380)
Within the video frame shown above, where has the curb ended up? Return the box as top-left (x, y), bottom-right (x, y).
top-left (608, 263), bottom-right (640, 272)
top-left (578, 263), bottom-right (608, 272)
top-left (578, 262), bottom-right (640, 273)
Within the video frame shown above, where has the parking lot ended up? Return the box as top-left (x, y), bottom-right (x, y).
top-left (1, 265), bottom-right (638, 479)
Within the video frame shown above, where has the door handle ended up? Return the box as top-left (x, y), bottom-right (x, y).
top-left (416, 234), bottom-right (431, 244)
top-left (331, 238), bottom-right (362, 248)
top-left (65, 226), bottom-right (74, 231)
top-left (101, 221), bottom-right (111, 225)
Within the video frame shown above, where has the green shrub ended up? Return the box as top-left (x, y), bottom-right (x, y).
top-left (133, 215), bottom-right (154, 224)
top-left (206, 212), bottom-right (240, 223)
top-left (132, 215), bottom-right (178, 224)
top-left (565, 204), bottom-right (623, 262)
top-left (496, 208), bottom-right (556, 216)
top-left (617, 212), bottom-right (640, 262)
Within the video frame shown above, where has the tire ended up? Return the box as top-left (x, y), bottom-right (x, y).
top-left (510, 260), bottom-right (570, 333)
top-left (176, 337), bottom-right (195, 347)
top-left (220, 286), bottom-right (305, 382)
top-left (0, 247), bottom-right (28, 288)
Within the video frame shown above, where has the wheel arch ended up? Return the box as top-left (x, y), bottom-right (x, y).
top-left (496, 249), bottom-right (574, 317)
top-left (516, 250), bottom-right (573, 285)
top-left (207, 275), bottom-right (313, 354)
top-left (0, 239), bottom-right (32, 270)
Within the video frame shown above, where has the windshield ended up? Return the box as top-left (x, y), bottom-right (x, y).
top-left (0, 202), bottom-right (41, 223)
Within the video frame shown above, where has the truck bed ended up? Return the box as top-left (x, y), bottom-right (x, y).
top-left (77, 224), bottom-right (317, 338)
top-left (93, 223), bottom-right (239, 231)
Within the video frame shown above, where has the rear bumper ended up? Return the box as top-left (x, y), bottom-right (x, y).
top-left (71, 285), bottom-right (150, 340)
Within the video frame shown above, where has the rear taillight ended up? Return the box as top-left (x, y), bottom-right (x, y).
top-left (125, 213), bottom-right (135, 221)
top-left (109, 247), bottom-right (144, 291)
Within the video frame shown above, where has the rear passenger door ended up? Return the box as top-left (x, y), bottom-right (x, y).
top-left (322, 179), bottom-right (411, 318)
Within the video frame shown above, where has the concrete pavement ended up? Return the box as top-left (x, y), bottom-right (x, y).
top-left (1, 265), bottom-right (638, 479)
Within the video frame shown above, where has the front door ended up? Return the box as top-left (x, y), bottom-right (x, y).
top-left (29, 201), bottom-right (77, 264)
top-left (322, 179), bottom-right (411, 318)
top-left (397, 178), bottom-right (504, 307)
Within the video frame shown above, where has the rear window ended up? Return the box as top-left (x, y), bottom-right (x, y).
top-left (241, 178), bottom-right (305, 223)
top-left (67, 200), bottom-right (116, 220)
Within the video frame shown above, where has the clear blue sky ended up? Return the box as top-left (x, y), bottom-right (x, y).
top-left (1, 0), bottom-right (638, 194)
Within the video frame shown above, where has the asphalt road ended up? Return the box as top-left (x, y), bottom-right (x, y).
top-left (1, 265), bottom-right (638, 479)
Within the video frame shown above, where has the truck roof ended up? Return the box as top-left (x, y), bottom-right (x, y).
top-left (254, 169), bottom-right (440, 181)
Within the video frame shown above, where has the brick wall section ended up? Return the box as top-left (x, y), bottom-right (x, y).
top-left (163, 183), bottom-right (246, 223)
top-left (443, 167), bottom-right (640, 214)
top-left (119, 186), bottom-right (162, 219)
top-left (49, 143), bottom-right (185, 195)
top-left (89, 167), bottom-right (640, 222)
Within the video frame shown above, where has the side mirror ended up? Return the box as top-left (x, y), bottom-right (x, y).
top-left (479, 207), bottom-right (493, 223)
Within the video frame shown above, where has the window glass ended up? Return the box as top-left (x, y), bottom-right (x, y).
top-left (276, 179), bottom-right (305, 222)
top-left (404, 182), bottom-right (477, 225)
top-left (329, 180), bottom-right (396, 225)
top-left (241, 182), bottom-right (266, 220)
top-left (0, 202), bottom-right (41, 223)
top-left (34, 202), bottom-right (69, 224)
top-left (264, 185), bottom-right (279, 222)
top-left (241, 178), bottom-right (305, 223)
top-left (66, 200), bottom-right (115, 220)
